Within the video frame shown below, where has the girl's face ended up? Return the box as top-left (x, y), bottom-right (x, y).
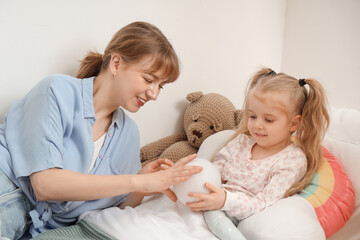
top-left (112, 56), bottom-right (167, 113)
top-left (247, 90), bottom-right (300, 151)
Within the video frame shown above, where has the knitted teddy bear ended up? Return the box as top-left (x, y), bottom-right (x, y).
top-left (140, 91), bottom-right (242, 165)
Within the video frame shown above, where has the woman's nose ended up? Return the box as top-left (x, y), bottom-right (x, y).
top-left (146, 84), bottom-right (160, 101)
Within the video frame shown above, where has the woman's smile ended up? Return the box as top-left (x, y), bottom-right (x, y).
top-left (136, 96), bottom-right (146, 106)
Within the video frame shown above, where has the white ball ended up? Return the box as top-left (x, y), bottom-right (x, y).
top-left (173, 158), bottom-right (221, 205)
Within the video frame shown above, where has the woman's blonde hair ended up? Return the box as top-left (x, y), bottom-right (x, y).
top-left (76, 21), bottom-right (180, 83)
top-left (232, 67), bottom-right (329, 197)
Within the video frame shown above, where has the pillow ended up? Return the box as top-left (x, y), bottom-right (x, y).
top-left (299, 147), bottom-right (355, 238)
top-left (323, 107), bottom-right (360, 209)
top-left (238, 195), bottom-right (325, 240)
top-left (197, 129), bottom-right (235, 160)
top-left (173, 158), bottom-right (221, 204)
top-left (314, 107), bottom-right (360, 239)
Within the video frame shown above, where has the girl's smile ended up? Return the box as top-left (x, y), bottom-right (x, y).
top-left (254, 132), bottom-right (267, 138)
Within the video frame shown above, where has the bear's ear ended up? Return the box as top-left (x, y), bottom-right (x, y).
top-left (234, 109), bottom-right (244, 127)
top-left (186, 91), bottom-right (204, 103)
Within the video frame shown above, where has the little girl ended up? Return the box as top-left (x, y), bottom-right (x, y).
top-left (187, 68), bottom-right (330, 239)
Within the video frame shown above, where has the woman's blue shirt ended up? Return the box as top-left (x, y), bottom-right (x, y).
top-left (0, 74), bottom-right (141, 236)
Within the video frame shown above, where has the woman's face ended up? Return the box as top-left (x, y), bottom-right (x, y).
top-left (112, 56), bottom-right (167, 113)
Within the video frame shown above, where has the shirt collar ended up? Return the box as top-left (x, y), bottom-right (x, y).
top-left (82, 76), bottom-right (96, 119)
top-left (82, 76), bottom-right (123, 128)
top-left (112, 108), bottom-right (124, 128)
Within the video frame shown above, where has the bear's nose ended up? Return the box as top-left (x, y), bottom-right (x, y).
top-left (192, 129), bottom-right (202, 138)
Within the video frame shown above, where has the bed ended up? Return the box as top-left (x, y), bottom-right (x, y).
top-left (35, 106), bottom-right (360, 239)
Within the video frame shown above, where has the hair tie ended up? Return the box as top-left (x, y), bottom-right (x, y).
top-left (266, 70), bottom-right (276, 76)
top-left (299, 78), bottom-right (307, 86)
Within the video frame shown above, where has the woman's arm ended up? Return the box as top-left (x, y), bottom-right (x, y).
top-left (30, 169), bottom-right (141, 201)
top-left (30, 154), bottom-right (201, 202)
top-left (118, 192), bottom-right (144, 209)
top-left (118, 157), bottom-right (183, 209)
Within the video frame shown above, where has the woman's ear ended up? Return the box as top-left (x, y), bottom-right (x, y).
top-left (109, 53), bottom-right (123, 74)
top-left (290, 115), bottom-right (302, 132)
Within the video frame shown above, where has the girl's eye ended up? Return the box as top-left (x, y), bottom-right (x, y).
top-left (265, 119), bottom-right (274, 123)
top-left (144, 78), bottom-right (152, 83)
top-left (159, 85), bottom-right (164, 90)
top-left (249, 115), bottom-right (256, 119)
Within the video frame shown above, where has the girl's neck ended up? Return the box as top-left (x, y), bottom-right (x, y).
top-left (251, 139), bottom-right (292, 160)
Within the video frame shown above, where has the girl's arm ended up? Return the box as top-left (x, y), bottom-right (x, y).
top-left (212, 139), bottom-right (235, 177)
top-left (30, 154), bottom-right (201, 202)
top-left (188, 155), bottom-right (307, 220)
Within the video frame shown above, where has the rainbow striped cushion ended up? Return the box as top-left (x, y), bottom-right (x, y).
top-left (300, 147), bottom-right (355, 238)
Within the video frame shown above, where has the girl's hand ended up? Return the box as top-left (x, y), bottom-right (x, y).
top-left (186, 183), bottom-right (226, 211)
top-left (137, 154), bottom-right (202, 202)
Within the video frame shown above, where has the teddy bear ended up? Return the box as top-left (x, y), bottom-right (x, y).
top-left (140, 91), bottom-right (242, 165)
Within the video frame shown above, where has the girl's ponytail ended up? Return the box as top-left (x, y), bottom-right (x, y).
top-left (76, 51), bottom-right (103, 79)
top-left (285, 78), bottom-right (329, 197)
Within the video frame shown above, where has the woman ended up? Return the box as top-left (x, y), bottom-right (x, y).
top-left (0, 21), bottom-right (201, 239)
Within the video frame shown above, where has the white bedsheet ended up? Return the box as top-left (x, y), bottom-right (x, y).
top-left (80, 194), bottom-right (218, 240)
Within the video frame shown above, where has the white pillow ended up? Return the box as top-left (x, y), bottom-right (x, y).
top-left (323, 107), bottom-right (360, 208)
top-left (197, 129), bottom-right (235, 160)
top-left (173, 158), bottom-right (221, 204)
top-left (323, 107), bottom-right (360, 240)
top-left (238, 195), bottom-right (325, 240)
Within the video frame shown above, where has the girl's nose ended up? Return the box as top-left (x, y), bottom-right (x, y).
top-left (255, 120), bottom-right (264, 129)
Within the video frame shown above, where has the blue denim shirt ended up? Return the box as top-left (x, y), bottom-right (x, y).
top-left (0, 74), bottom-right (141, 236)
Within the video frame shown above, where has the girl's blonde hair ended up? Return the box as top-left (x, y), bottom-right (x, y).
top-left (233, 67), bottom-right (329, 197)
top-left (76, 21), bottom-right (180, 83)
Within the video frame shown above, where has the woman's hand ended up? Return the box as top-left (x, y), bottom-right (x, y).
top-left (134, 158), bottom-right (174, 199)
top-left (137, 154), bottom-right (202, 202)
top-left (138, 158), bottom-right (174, 175)
top-left (186, 183), bottom-right (226, 211)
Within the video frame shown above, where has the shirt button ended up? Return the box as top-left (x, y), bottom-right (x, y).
top-left (99, 155), bottom-right (104, 159)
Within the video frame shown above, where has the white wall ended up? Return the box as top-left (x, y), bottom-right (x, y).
top-left (0, 0), bottom-right (286, 146)
top-left (282, 0), bottom-right (360, 111)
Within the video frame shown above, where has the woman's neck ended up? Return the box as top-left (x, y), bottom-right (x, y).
top-left (92, 72), bottom-right (118, 119)
top-left (91, 72), bottom-right (116, 141)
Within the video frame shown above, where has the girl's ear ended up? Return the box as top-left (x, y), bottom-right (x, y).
top-left (290, 115), bottom-right (302, 132)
